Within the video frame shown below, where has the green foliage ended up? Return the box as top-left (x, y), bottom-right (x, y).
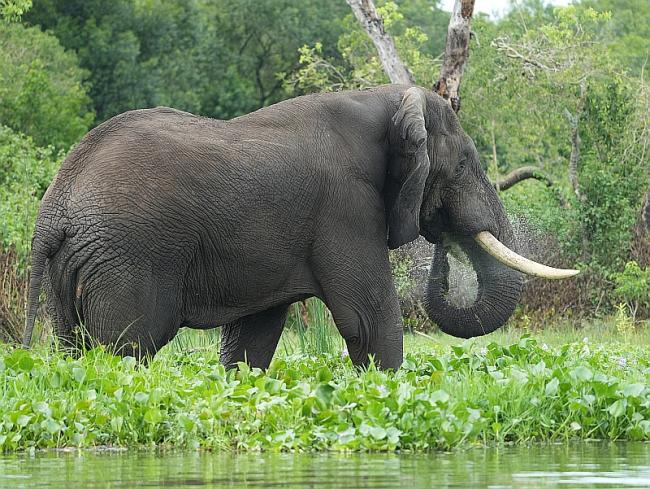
top-left (0, 0), bottom-right (31, 22)
top-left (582, 0), bottom-right (650, 76)
top-left (1, 334), bottom-right (649, 451)
top-left (461, 5), bottom-right (614, 178)
top-left (290, 2), bottom-right (439, 93)
top-left (460, 5), bottom-right (649, 312)
top-left (574, 80), bottom-right (648, 273)
top-left (389, 251), bottom-right (414, 301)
top-left (25, 0), bottom-right (349, 122)
top-left (614, 303), bottom-right (635, 337)
top-left (0, 125), bottom-right (61, 268)
top-left (284, 299), bottom-right (343, 357)
top-left (614, 261), bottom-right (650, 321)
top-left (0, 22), bottom-right (93, 149)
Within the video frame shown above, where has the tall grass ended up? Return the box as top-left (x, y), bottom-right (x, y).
top-left (282, 299), bottom-right (343, 357)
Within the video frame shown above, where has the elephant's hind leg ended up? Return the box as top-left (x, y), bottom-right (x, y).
top-left (220, 304), bottom-right (289, 369)
top-left (81, 270), bottom-right (181, 360)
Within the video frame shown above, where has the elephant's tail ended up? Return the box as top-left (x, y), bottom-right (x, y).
top-left (23, 232), bottom-right (63, 347)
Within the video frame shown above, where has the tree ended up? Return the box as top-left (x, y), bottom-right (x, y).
top-left (342, 0), bottom-right (556, 191)
top-left (25, 0), bottom-right (202, 122)
top-left (26, 0), bottom-right (350, 123)
top-left (345, 0), bottom-right (414, 84)
top-left (0, 0), bottom-right (31, 22)
top-left (434, 0), bottom-right (475, 112)
top-left (0, 125), bottom-right (61, 342)
top-left (0, 22), bottom-right (93, 149)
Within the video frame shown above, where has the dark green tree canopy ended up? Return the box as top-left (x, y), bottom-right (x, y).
top-left (0, 22), bottom-right (93, 149)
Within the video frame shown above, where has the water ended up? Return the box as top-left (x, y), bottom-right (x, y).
top-left (2, 443), bottom-right (649, 488)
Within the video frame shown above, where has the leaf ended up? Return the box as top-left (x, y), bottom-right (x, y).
top-left (369, 426), bottom-right (387, 440)
top-left (72, 367), bottom-right (86, 383)
top-left (366, 401), bottom-right (383, 420)
top-left (315, 384), bottom-right (335, 406)
top-left (17, 415), bottom-right (31, 427)
top-left (121, 356), bottom-right (137, 369)
top-left (622, 383), bottom-right (645, 398)
top-left (264, 378), bottom-right (283, 395)
top-left (429, 390), bottom-right (450, 405)
top-left (386, 427), bottom-right (401, 444)
top-left (545, 377), bottom-right (560, 396)
top-left (134, 392), bottom-right (149, 404)
top-left (45, 419), bottom-right (61, 434)
top-left (18, 354), bottom-right (34, 373)
top-left (607, 399), bottom-right (627, 418)
top-left (570, 366), bottom-right (593, 381)
top-left (316, 367), bottom-right (333, 383)
top-left (144, 408), bottom-right (163, 424)
top-left (33, 402), bottom-right (51, 417)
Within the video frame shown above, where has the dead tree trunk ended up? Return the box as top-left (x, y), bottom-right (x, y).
top-left (434, 0), bottom-right (475, 112)
top-left (565, 83), bottom-right (587, 201)
top-left (345, 0), bottom-right (414, 85)
top-left (642, 186), bottom-right (650, 233)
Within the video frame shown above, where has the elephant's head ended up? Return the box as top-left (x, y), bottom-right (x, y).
top-left (384, 87), bottom-right (577, 338)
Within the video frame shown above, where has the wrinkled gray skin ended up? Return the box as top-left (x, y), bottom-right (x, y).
top-left (24, 85), bottom-right (522, 369)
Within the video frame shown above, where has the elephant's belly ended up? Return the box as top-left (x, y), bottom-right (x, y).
top-left (180, 262), bottom-right (320, 329)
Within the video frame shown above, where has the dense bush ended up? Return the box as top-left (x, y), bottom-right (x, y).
top-left (0, 125), bottom-right (61, 265)
top-left (25, 0), bottom-right (350, 122)
top-left (0, 22), bottom-right (93, 149)
top-left (0, 126), bottom-right (62, 341)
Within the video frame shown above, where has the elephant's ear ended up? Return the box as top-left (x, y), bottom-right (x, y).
top-left (386, 87), bottom-right (431, 249)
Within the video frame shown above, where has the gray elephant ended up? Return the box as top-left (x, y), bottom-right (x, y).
top-left (23, 85), bottom-right (576, 369)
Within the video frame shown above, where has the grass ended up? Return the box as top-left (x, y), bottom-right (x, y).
top-left (1, 310), bottom-right (649, 453)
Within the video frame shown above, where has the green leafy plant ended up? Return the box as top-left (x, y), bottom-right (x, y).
top-left (614, 261), bottom-right (650, 322)
top-left (0, 126), bottom-right (62, 341)
top-left (285, 299), bottom-right (343, 357)
top-left (0, 23), bottom-right (93, 149)
top-left (1, 333), bottom-right (649, 452)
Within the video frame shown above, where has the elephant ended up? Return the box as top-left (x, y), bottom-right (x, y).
top-left (23, 84), bottom-right (577, 369)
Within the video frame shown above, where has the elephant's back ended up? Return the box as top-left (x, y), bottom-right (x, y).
top-left (39, 110), bottom-right (223, 251)
top-left (58, 108), bottom-right (225, 200)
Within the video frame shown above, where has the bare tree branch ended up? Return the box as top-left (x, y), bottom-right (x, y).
top-left (491, 37), bottom-right (555, 72)
top-left (490, 118), bottom-right (499, 189)
top-left (345, 0), bottom-right (414, 85)
top-left (494, 166), bottom-right (554, 191)
top-left (434, 0), bottom-right (475, 112)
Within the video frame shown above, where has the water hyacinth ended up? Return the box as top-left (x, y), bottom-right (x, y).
top-left (0, 335), bottom-right (649, 452)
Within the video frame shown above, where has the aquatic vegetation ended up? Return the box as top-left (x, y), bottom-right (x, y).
top-left (0, 335), bottom-right (648, 452)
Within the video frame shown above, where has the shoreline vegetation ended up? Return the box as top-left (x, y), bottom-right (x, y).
top-left (2, 322), bottom-right (648, 453)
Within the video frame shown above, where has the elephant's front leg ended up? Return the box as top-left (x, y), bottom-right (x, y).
top-left (316, 247), bottom-right (404, 370)
top-left (219, 304), bottom-right (289, 369)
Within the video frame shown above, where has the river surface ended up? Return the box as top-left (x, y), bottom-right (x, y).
top-left (2, 443), bottom-right (649, 488)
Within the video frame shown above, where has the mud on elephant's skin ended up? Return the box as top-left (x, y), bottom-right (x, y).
top-left (24, 84), bottom-right (577, 369)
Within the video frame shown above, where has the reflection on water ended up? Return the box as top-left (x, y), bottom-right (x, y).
top-left (2, 443), bottom-right (649, 488)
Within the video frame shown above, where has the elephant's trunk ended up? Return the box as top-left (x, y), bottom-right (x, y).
top-left (424, 233), bottom-right (524, 338)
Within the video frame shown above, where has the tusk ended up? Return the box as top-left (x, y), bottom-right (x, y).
top-left (474, 231), bottom-right (580, 279)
